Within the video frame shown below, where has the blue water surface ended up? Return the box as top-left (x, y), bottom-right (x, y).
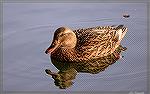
top-left (3, 3), bottom-right (147, 91)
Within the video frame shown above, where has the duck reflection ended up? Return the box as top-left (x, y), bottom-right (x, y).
top-left (45, 45), bottom-right (127, 89)
top-left (45, 68), bottom-right (77, 89)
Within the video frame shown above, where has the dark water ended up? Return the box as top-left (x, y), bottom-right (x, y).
top-left (3, 3), bottom-right (147, 91)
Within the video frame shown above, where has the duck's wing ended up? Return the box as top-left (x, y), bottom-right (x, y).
top-left (73, 25), bottom-right (128, 60)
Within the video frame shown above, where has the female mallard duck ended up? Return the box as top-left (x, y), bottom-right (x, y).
top-left (45, 25), bottom-right (127, 73)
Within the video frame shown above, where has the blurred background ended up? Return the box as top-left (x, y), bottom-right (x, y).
top-left (3, 3), bottom-right (147, 91)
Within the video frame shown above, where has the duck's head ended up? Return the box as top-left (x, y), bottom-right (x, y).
top-left (45, 27), bottom-right (77, 54)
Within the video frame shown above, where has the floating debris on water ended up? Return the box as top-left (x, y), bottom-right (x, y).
top-left (123, 14), bottom-right (130, 18)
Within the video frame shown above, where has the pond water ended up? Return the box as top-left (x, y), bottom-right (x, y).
top-left (3, 3), bottom-right (147, 92)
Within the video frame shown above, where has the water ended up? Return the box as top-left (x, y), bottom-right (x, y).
top-left (3, 3), bottom-right (147, 92)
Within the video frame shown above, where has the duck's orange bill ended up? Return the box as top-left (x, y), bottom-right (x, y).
top-left (45, 44), bottom-right (59, 54)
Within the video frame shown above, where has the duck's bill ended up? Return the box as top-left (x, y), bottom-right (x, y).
top-left (45, 44), bottom-right (59, 54)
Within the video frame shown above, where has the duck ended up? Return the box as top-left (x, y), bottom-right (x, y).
top-left (45, 25), bottom-right (128, 73)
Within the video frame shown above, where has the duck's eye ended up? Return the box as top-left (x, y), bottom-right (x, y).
top-left (59, 33), bottom-right (66, 37)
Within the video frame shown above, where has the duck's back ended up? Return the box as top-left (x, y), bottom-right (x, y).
top-left (73, 25), bottom-right (128, 61)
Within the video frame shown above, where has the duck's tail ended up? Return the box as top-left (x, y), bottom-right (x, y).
top-left (115, 25), bottom-right (128, 41)
top-left (110, 25), bottom-right (128, 54)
